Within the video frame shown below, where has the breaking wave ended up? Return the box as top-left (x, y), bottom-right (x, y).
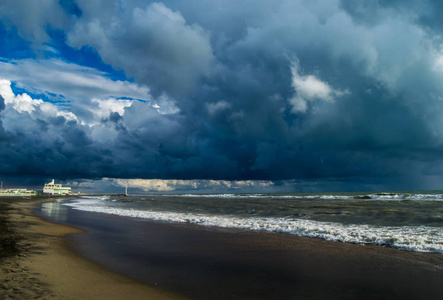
top-left (63, 196), bottom-right (443, 254)
top-left (175, 192), bottom-right (443, 201)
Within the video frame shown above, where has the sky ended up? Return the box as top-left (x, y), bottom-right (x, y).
top-left (1, 0), bottom-right (443, 193)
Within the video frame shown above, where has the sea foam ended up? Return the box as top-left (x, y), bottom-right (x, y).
top-left (63, 196), bottom-right (443, 254)
top-left (176, 193), bottom-right (443, 201)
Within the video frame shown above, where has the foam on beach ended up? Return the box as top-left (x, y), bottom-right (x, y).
top-left (61, 196), bottom-right (443, 254)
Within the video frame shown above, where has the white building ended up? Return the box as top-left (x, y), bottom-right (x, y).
top-left (43, 179), bottom-right (72, 195)
top-left (0, 188), bottom-right (38, 197)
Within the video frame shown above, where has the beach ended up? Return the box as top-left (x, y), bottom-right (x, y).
top-left (3, 2), bottom-right (443, 298)
top-left (1, 196), bottom-right (443, 299)
top-left (0, 196), bottom-right (186, 300)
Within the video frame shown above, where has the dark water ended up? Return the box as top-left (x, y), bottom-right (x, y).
top-left (42, 191), bottom-right (443, 253)
top-left (36, 194), bottom-right (443, 300)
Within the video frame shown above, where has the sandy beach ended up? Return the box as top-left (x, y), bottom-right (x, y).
top-left (0, 196), bottom-right (186, 300)
top-left (1, 196), bottom-right (443, 299)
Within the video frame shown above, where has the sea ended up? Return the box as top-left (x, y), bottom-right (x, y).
top-left (40, 190), bottom-right (443, 254)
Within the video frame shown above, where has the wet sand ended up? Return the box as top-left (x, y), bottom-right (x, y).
top-left (41, 200), bottom-right (443, 300)
top-left (86, 222), bottom-right (443, 300)
top-left (2, 196), bottom-right (443, 299)
top-left (0, 197), bottom-right (186, 299)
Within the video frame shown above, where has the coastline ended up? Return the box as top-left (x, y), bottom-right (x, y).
top-left (41, 196), bottom-right (443, 300)
top-left (0, 196), bottom-right (187, 299)
top-left (2, 196), bottom-right (443, 299)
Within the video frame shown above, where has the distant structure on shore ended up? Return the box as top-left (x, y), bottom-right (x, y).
top-left (43, 179), bottom-right (72, 195)
top-left (0, 188), bottom-right (38, 197)
top-left (0, 180), bottom-right (38, 197)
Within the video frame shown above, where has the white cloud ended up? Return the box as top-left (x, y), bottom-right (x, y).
top-left (292, 73), bottom-right (333, 101)
top-left (150, 94), bottom-right (180, 115)
top-left (39, 102), bottom-right (78, 122)
top-left (0, 79), bottom-right (175, 141)
top-left (0, 78), bottom-right (175, 159)
top-left (0, 59), bottom-right (151, 103)
top-left (289, 58), bottom-right (349, 113)
top-left (91, 98), bottom-right (133, 120)
top-left (0, 79), bottom-right (16, 103)
top-left (0, 59), bottom-right (180, 125)
top-left (10, 93), bottom-right (43, 114)
top-left (0, 79), bottom-right (78, 122)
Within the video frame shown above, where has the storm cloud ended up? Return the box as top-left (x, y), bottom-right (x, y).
top-left (1, 0), bottom-right (443, 191)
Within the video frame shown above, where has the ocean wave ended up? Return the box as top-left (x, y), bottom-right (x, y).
top-left (63, 197), bottom-right (443, 254)
top-left (368, 193), bottom-right (443, 201)
top-left (169, 193), bottom-right (443, 201)
top-left (78, 195), bottom-right (111, 201)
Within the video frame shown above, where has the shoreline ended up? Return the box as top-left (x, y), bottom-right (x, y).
top-left (2, 196), bottom-right (443, 299)
top-left (41, 196), bottom-right (443, 299)
top-left (0, 196), bottom-right (187, 299)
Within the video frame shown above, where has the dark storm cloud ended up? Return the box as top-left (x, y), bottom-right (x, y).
top-left (67, 1), bottom-right (214, 98)
top-left (0, 95), bottom-right (4, 111)
top-left (0, 95), bottom-right (7, 141)
top-left (2, 0), bottom-right (443, 190)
